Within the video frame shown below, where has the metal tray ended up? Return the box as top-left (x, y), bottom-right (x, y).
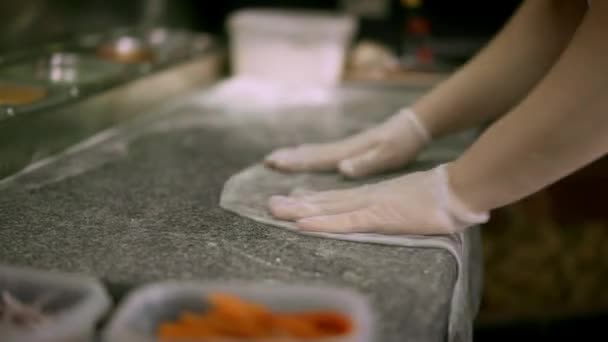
top-left (0, 26), bottom-right (216, 121)
top-left (0, 52), bottom-right (127, 85)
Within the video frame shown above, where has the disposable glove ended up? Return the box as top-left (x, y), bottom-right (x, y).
top-left (264, 108), bottom-right (431, 178)
top-left (268, 163), bottom-right (489, 235)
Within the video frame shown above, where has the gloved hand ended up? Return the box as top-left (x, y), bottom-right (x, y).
top-left (264, 108), bottom-right (431, 178)
top-left (268, 163), bottom-right (489, 235)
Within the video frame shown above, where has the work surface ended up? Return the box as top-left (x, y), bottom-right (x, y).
top-left (0, 84), bottom-right (478, 341)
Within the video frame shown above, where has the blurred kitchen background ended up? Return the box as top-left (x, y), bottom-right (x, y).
top-left (1, 0), bottom-right (606, 340)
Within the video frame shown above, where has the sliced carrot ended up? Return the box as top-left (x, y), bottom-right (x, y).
top-left (156, 293), bottom-right (354, 341)
top-left (178, 312), bottom-right (208, 326)
top-left (157, 322), bottom-right (182, 337)
top-left (208, 293), bottom-right (270, 319)
top-left (287, 311), bottom-right (353, 335)
top-left (271, 316), bottom-right (324, 338)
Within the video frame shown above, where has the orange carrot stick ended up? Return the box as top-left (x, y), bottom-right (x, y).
top-left (287, 311), bottom-right (353, 335)
top-left (156, 293), bottom-right (354, 341)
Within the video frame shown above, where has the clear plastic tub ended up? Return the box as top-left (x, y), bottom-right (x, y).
top-left (227, 9), bottom-right (357, 86)
top-left (102, 281), bottom-right (374, 342)
top-left (0, 264), bottom-right (112, 342)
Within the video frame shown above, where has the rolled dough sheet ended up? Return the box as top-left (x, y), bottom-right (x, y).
top-left (220, 163), bottom-right (481, 342)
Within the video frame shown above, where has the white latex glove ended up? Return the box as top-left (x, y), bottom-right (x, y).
top-left (268, 164), bottom-right (489, 235)
top-left (264, 109), bottom-right (431, 178)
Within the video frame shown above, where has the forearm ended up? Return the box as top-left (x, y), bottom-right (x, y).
top-left (411, 0), bottom-right (586, 138)
top-left (449, 3), bottom-right (608, 213)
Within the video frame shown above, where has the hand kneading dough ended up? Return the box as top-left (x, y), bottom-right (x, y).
top-left (220, 163), bottom-right (482, 342)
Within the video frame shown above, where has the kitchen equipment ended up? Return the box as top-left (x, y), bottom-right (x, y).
top-left (228, 9), bottom-right (357, 86)
top-left (96, 36), bottom-right (155, 64)
top-left (103, 281), bottom-right (373, 342)
top-left (0, 52), bottom-right (126, 85)
top-left (0, 264), bottom-right (111, 342)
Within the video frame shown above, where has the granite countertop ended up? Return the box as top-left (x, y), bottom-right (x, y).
top-left (0, 85), bottom-right (473, 341)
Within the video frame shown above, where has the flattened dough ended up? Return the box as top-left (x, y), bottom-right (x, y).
top-left (220, 163), bottom-right (481, 342)
top-left (219, 162), bottom-right (460, 246)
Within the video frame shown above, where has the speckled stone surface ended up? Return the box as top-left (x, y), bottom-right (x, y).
top-left (0, 86), bottom-right (472, 341)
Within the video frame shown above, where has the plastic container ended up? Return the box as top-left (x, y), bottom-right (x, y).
top-left (227, 9), bottom-right (357, 86)
top-left (102, 281), bottom-right (374, 342)
top-left (0, 264), bottom-right (112, 342)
